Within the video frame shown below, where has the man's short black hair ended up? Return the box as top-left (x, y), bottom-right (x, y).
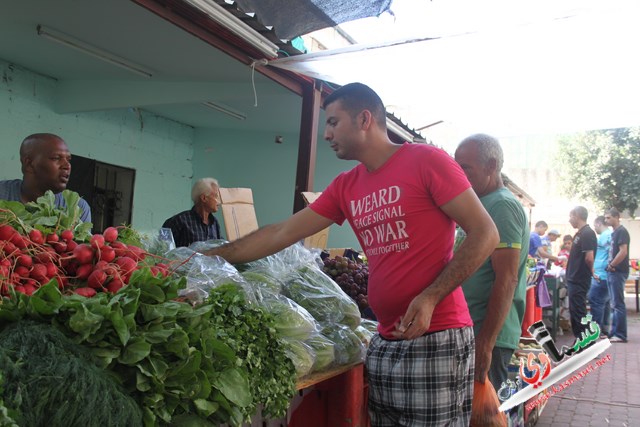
top-left (323, 82), bottom-right (387, 127)
top-left (607, 207), bottom-right (621, 218)
top-left (535, 220), bottom-right (548, 228)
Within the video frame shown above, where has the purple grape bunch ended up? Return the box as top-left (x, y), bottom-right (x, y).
top-left (322, 255), bottom-right (369, 313)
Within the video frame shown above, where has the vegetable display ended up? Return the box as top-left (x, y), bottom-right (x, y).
top-left (0, 191), bottom-right (167, 298)
top-left (0, 191), bottom-right (376, 426)
top-left (284, 265), bottom-right (361, 330)
top-left (0, 320), bottom-right (143, 427)
top-left (321, 255), bottom-right (370, 316)
top-left (0, 274), bottom-right (296, 426)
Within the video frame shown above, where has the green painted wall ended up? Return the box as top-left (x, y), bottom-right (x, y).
top-left (0, 59), bottom-right (195, 231)
top-left (1, 58), bottom-right (363, 249)
top-left (193, 122), bottom-right (361, 250)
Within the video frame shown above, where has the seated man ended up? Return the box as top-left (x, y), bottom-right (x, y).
top-left (163, 178), bottom-right (222, 247)
top-left (0, 133), bottom-right (91, 222)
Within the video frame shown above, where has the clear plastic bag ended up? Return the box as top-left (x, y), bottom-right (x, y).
top-left (320, 323), bottom-right (366, 366)
top-left (305, 333), bottom-right (336, 373)
top-left (165, 246), bottom-right (253, 303)
top-left (258, 293), bottom-right (319, 341)
top-left (240, 267), bottom-right (285, 296)
top-left (281, 338), bottom-right (316, 378)
top-left (136, 227), bottom-right (176, 256)
top-left (283, 266), bottom-right (362, 330)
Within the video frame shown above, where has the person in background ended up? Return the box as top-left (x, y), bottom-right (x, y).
top-left (554, 234), bottom-right (572, 269)
top-left (588, 216), bottom-right (612, 336)
top-left (529, 221), bottom-right (548, 258)
top-left (565, 206), bottom-right (597, 339)
top-left (0, 133), bottom-right (91, 222)
top-left (454, 134), bottom-right (529, 392)
top-left (162, 177), bottom-right (222, 247)
top-left (202, 82), bottom-right (499, 426)
top-left (604, 207), bottom-right (631, 343)
top-left (540, 229), bottom-right (561, 267)
top-left (530, 221), bottom-right (559, 265)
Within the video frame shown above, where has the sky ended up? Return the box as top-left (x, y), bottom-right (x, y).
top-left (274, 0), bottom-right (640, 142)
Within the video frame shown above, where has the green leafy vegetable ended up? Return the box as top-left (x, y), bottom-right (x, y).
top-left (321, 324), bottom-right (366, 366)
top-left (284, 266), bottom-right (361, 330)
top-left (282, 339), bottom-right (315, 378)
top-left (0, 190), bottom-right (92, 241)
top-left (0, 320), bottom-right (143, 427)
top-left (305, 334), bottom-right (336, 373)
top-left (0, 271), bottom-right (296, 426)
top-left (261, 295), bottom-right (318, 340)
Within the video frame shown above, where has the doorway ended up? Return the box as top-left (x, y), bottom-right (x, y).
top-left (68, 156), bottom-right (135, 233)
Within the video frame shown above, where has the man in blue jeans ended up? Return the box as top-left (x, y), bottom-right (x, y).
top-left (588, 216), bottom-right (612, 336)
top-left (605, 208), bottom-right (631, 343)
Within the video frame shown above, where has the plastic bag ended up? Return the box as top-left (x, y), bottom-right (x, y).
top-left (136, 227), bottom-right (176, 256)
top-left (320, 323), bottom-right (366, 366)
top-left (243, 242), bottom-right (321, 275)
top-left (165, 246), bottom-right (253, 303)
top-left (281, 338), bottom-right (316, 378)
top-left (470, 380), bottom-right (508, 427)
top-left (241, 268), bottom-right (285, 296)
top-left (536, 278), bottom-right (552, 308)
top-left (258, 293), bottom-right (319, 340)
top-left (283, 266), bottom-right (362, 330)
top-left (305, 333), bottom-right (336, 373)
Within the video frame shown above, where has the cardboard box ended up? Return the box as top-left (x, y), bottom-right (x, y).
top-left (301, 192), bottom-right (330, 250)
top-left (327, 248), bottom-right (348, 258)
top-left (218, 187), bottom-right (259, 242)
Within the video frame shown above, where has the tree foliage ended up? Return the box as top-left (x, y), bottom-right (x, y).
top-left (556, 127), bottom-right (640, 216)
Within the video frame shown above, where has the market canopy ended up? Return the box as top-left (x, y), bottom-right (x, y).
top-left (267, 0), bottom-right (640, 138)
top-left (234, 0), bottom-right (392, 41)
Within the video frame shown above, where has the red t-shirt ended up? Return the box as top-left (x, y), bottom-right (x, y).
top-left (310, 143), bottom-right (473, 338)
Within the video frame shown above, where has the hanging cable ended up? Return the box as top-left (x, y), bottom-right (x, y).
top-left (250, 58), bottom-right (269, 107)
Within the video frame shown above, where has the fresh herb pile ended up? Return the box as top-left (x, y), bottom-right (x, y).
top-left (0, 272), bottom-right (296, 426)
top-left (0, 320), bottom-right (143, 427)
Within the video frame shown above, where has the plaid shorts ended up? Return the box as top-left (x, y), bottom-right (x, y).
top-left (365, 327), bottom-right (475, 426)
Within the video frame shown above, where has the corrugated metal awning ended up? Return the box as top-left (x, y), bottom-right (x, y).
top-left (234, 0), bottom-right (392, 40)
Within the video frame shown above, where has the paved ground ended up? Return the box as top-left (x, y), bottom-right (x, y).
top-left (535, 292), bottom-right (640, 427)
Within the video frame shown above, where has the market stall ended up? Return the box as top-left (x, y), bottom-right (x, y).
top-left (0, 191), bottom-right (374, 427)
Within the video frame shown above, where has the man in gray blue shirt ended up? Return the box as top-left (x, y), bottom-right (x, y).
top-left (0, 133), bottom-right (91, 223)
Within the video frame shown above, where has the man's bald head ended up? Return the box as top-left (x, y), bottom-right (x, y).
top-left (19, 133), bottom-right (72, 195)
top-left (20, 134), bottom-right (66, 168)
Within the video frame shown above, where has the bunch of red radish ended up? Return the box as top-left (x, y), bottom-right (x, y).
top-left (0, 224), bottom-right (170, 298)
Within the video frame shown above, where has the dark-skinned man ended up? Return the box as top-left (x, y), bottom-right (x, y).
top-left (0, 133), bottom-right (91, 222)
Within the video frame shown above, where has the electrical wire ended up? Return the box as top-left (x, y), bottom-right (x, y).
top-left (250, 58), bottom-right (269, 107)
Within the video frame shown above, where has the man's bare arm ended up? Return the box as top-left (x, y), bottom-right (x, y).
top-left (536, 246), bottom-right (558, 262)
top-left (609, 243), bottom-right (628, 269)
top-left (393, 188), bottom-right (499, 339)
top-left (474, 247), bottom-right (520, 382)
top-left (585, 250), bottom-right (595, 272)
top-left (202, 207), bottom-right (334, 264)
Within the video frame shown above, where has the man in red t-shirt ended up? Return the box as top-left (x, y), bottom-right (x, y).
top-left (203, 83), bottom-right (498, 426)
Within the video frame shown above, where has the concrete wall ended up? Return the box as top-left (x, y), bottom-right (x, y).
top-left (0, 59), bottom-right (195, 231)
top-left (192, 126), bottom-right (361, 250)
top-left (0, 58), bottom-right (364, 250)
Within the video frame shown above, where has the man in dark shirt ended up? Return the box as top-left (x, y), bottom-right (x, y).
top-left (565, 206), bottom-right (597, 339)
top-left (604, 207), bottom-right (631, 343)
top-left (163, 178), bottom-right (222, 247)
